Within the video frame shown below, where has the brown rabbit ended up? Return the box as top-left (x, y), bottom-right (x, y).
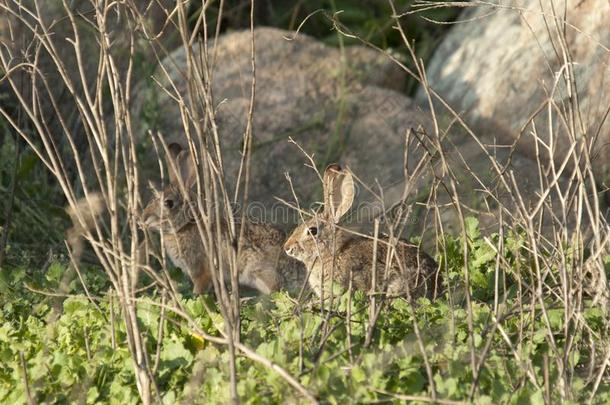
top-left (141, 143), bottom-right (305, 295)
top-left (283, 164), bottom-right (439, 300)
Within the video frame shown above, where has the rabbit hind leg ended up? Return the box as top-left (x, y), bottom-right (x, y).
top-left (191, 267), bottom-right (212, 295)
top-left (240, 267), bottom-right (279, 295)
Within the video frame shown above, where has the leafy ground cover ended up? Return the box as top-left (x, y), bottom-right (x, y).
top-left (1, 219), bottom-right (608, 404)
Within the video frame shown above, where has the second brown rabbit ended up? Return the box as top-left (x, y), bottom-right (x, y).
top-left (141, 143), bottom-right (305, 295)
top-left (283, 164), bottom-right (440, 300)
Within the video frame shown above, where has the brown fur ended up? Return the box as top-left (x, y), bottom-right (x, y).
top-left (284, 164), bottom-right (440, 300)
top-left (141, 143), bottom-right (306, 295)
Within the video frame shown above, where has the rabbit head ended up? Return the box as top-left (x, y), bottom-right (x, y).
top-left (141, 143), bottom-right (198, 234)
top-left (283, 164), bottom-right (355, 266)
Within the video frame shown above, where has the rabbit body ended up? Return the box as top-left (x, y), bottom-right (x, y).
top-left (284, 164), bottom-right (439, 300)
top-left (141, 143), bottom-right (305, 295)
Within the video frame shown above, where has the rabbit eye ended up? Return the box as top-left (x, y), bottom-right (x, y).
top-left (163, 199), bottom-right (174, 209)
top-left (307, 226), bottom-right (318, 236)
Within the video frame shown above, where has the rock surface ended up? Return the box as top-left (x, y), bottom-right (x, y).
top-left (134, 27), bottom-right (426, 227)
top-left (416, 0), bottom-right (610, 180)
top-left (0, 0), bottom-right (179, 163)
top-left (133, 26), bottom-right (572, 236)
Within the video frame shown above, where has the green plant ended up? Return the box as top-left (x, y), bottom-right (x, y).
top-left (2, 220), bottom-right (609, 403)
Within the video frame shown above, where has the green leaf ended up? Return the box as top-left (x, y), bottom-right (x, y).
top-left (547, 309), bottom-right (563, 329)
top-left (465, 216), bottom-right (480, 240)
top-left (63, 296), bottom-right (90, 316)
top-left (472, 245), bottom-right (497, 269)
top-left (529, 389), bottom-right (545, 405)
top-left (351, 366), bottom-right (366, 383)
top-left (161, 334), bottom-right (193, 368)
top-left (87, 386), bottom-right (100, 404)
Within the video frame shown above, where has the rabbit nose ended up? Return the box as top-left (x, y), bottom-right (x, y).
top-left (139, 213), bottom-right (158, 229)
top-left (284, 244), bottom-right (293, 256)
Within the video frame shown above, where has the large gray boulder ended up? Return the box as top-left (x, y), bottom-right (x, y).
top-left (134, 27), bottom-right (427, 227)
top-left (134, 27), bottom-right (567, 236)
top-left (416, 0), bottom-right (610, 181)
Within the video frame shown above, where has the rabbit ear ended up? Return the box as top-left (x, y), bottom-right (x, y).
top-left (177, 150), bottom-right (197, 189)
top-left (165, 143), bottom-right (197, 188)
top-left (167, 142), bottom-right (183, 161)
top-left (323, 164), bottom-right (354, 223)
top-left (165, 142), bottom-right (183, 184)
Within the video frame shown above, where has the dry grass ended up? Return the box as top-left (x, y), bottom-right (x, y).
top-left (0, 0), bottom-right (609, 403)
